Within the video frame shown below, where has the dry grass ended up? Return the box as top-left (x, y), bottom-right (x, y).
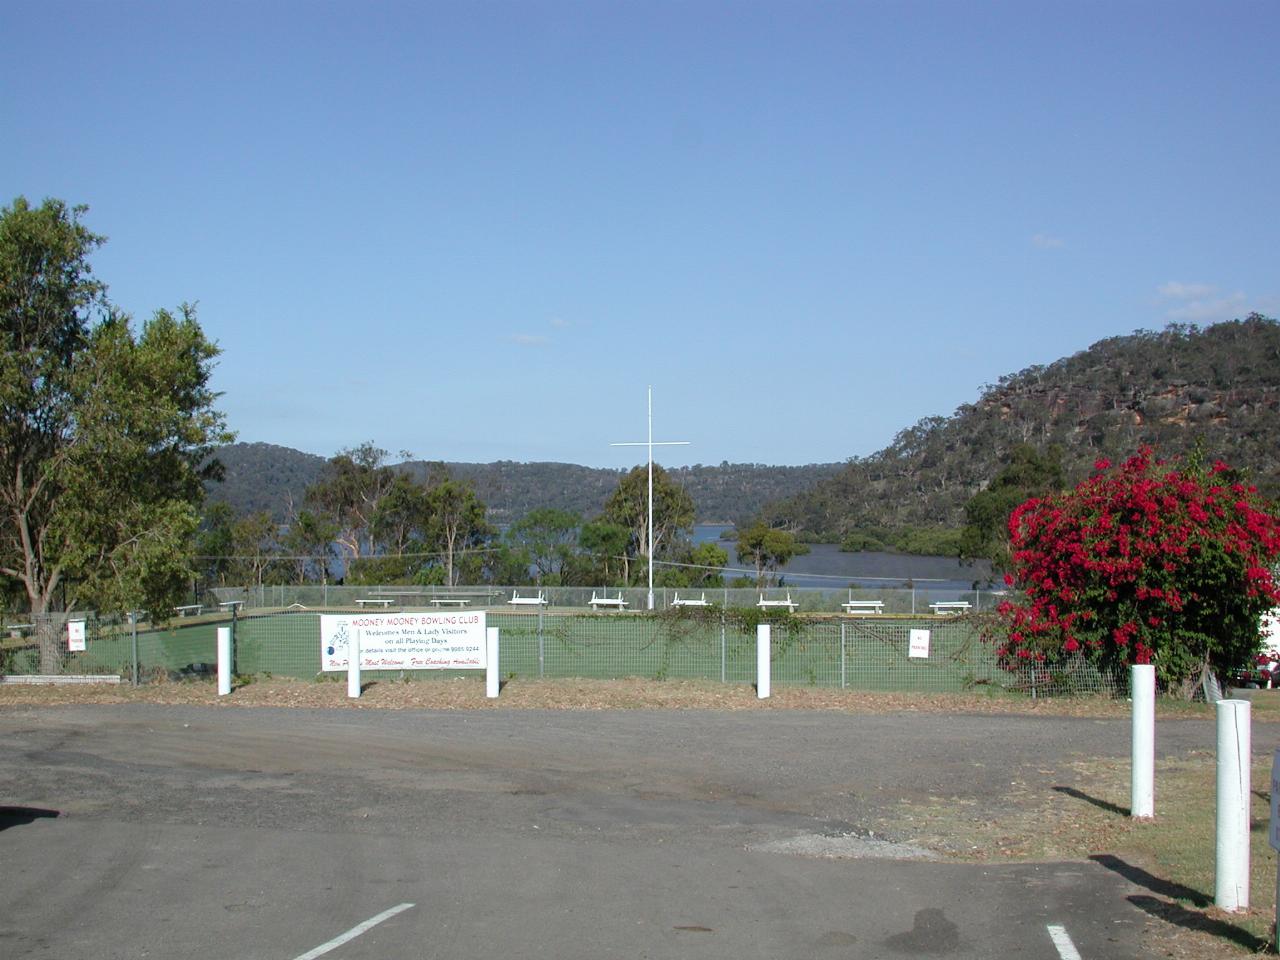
top-left (0, 673), bottom-right (1220, 717)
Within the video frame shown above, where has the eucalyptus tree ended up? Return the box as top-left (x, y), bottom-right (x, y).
top-left (0, 197), bottom-right (231, 668)
top-left (735, 522), bottom-right (809, 588)
top-left (303, 442), bottom-right (397, 568)
top-left (602, 465), bottom-right (695, 585)
top-left (506, 508), bottom-right (580, 584)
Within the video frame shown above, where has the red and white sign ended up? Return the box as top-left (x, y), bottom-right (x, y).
top-left (67, 619), bottom-right (86, 652)
top-left (908, 629), bottom-right (931, 659)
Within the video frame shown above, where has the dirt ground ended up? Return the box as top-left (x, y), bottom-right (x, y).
top-left (0, 673), bottom-right (1170, 715)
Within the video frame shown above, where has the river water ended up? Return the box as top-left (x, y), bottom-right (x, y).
top-left (692, 524), bottom-right (992, 590)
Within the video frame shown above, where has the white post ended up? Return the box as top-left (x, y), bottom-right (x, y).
top-left (1131, 664), bottom-right (1155, 818)
top-left (647, 388), bottom-right (654, 611)
top-left (347, 629), bottom-right (361, 699)
top-left (756, 623), bottom-right (771, 699)
top-left (1270, 748), bottom-right (1280, 944)
top-left (486, 627), bottom-right (500, 698)
top-left (1215, 698), bottom-right (1251, 912)
top-left (216, 626), bottom-right (232, 696)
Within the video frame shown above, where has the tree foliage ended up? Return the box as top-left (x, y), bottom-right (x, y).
top-left (506, 508), bottom-right (581, 584)
top-left (958, 444), bottom-right (1065, 571)
top-left (735, 522), bottom-right (809, 588)
top-left (602, 465), bottom-right (695, 585)
top-left (0, 197), bottom-right (230, 666)
top-left (994, 448), bottom-right (1280, 692)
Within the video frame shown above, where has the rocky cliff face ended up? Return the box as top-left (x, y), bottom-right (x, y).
top-left (761, 315), bottom-right (1280, 537)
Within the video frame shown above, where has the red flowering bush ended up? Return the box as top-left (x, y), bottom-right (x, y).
top-left (994, 448), bottom-right (1280, 692)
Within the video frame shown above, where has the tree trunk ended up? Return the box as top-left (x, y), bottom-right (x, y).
top-left (35, 615), bottom-right (62, 675)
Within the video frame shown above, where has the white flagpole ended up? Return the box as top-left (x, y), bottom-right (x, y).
top-left (610, 386), bottom-right (690, 610)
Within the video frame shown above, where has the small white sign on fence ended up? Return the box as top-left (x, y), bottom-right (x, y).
top-left (320, 612), bottom-right (487, 672)
top-left (67, 619), bottom-right (86, 653)
top-left (908, 629), bottom-right (931, 659)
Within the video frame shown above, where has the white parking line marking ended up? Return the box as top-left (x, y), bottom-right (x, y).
top-left (1047, 924), bottom-right (1083, 960)
top-left (293, 902), bottom-right (415, 960)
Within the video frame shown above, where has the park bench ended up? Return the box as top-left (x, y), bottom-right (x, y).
top-left (173, 604), bottom-right (203, 617)
top-left (589, 591), bottom-right (628, 610)
top-left (842, 599), bottom-right (885, 615)
top-left (355, 598), bottom-right (394, 609)
top-left (217, 600), bottom-right (244, 613)
top-left (670, 592), bottom-right (709, 607)
top-left (508, 590), bottom-right (547, 607)
top-left (929, 601), bottom-right (972, 616)
top-left (757, 592), bottom-right (797, 613)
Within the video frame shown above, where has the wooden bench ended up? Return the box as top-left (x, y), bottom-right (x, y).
top-left (174, 604), bottom-right (203, 617)
top-left (356, 598), bottom-right (394, 609)
top-left (589, 592), bottom-right (628, 610)
top-left (508, 590), bottom-right (547, 607)
top-left (842, 600), bottom-right (885, 615)
top-left (671, 592), bottom-right (709, 607)
top-left (929, 601), bottom-right (972, 616)
top-left (758, 593), bottom-right (797, 613)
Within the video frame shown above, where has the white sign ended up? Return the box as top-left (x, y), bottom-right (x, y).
top-left (1270, 748), bottom-right (1280, 851)
top-left (321, 612), bottom-right (487, 671)
top-left (908, 628), bottom-right (931, 659)
top-left (67, 619), bottom-right (86, 652)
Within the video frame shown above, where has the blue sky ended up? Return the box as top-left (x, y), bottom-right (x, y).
top-left (4, 1), bottom-right (1277, 468)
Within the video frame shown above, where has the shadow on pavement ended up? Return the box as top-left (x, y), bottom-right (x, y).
top-left (0, 806), bottom-right (61, 831)
top-left (1090, 853), bottom-right (1209, 906)
top-left (1053, 785), bottom-right (1129, 817)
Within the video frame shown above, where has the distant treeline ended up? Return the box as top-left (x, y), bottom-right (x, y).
top-left (204, 444), bottom-right (843, 526)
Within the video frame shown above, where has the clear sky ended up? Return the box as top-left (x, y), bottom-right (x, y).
top-left (4, 1), bottom-right (1277, 469)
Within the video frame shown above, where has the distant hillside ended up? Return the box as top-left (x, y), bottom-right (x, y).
top-left (204, 444), bottom-right (842, 524)
top-left (758, 315), bottom-right (1280, 540)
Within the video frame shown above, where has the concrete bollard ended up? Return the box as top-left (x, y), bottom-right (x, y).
top-left (217, 626), bottom-right (231, 697)
top-left (347, 629), bottom-right (361, 699)
top-left (1215, 698), bottom-right (1251, 911)
top-left (1131, 664), bottom-right (1155, 818)
top-left (486, 627), bottom-right (499, 698)
top-left (757, 624), bottom-right (771, 699)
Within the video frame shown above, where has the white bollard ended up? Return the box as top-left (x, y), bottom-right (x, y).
top-left (1215, 698), bottom-right (1251, 911)
top-left (347, 629), bottom-right (361, 699)
top-left (486, 627), bottom-right (500, 699)
top-left (757, 623), bottom-right (771, 699)
top-left (216, 626), bottom-right (232, 696)
top-left (1131, 664), bottom-right (1155, 818)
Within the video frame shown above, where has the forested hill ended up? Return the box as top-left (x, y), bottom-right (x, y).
top-left (758, 315), bottom-right (1280, 539)
top-left (204, 443), bottom-right (842, 524)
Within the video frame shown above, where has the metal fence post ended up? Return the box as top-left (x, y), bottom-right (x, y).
top-left (538, 606), bottom-right (545, 678)
top-left (720, 609), bottom-right (726, 683)
top-left (130, 611), bottom-right (139, 686)
top-left (840, 620), bottom-right (846, 689)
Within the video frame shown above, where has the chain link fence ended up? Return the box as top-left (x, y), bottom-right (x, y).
top-left (1, 601), bottom-right (1119, 698)
top-left (205, 583), bottom-right (1006, 615)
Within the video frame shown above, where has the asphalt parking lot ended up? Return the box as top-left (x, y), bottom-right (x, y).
top-left (0, 703), bottom-right (1232, 959)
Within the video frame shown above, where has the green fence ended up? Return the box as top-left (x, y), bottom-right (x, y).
top-left (1, 608), bottom-right (1119, 696)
